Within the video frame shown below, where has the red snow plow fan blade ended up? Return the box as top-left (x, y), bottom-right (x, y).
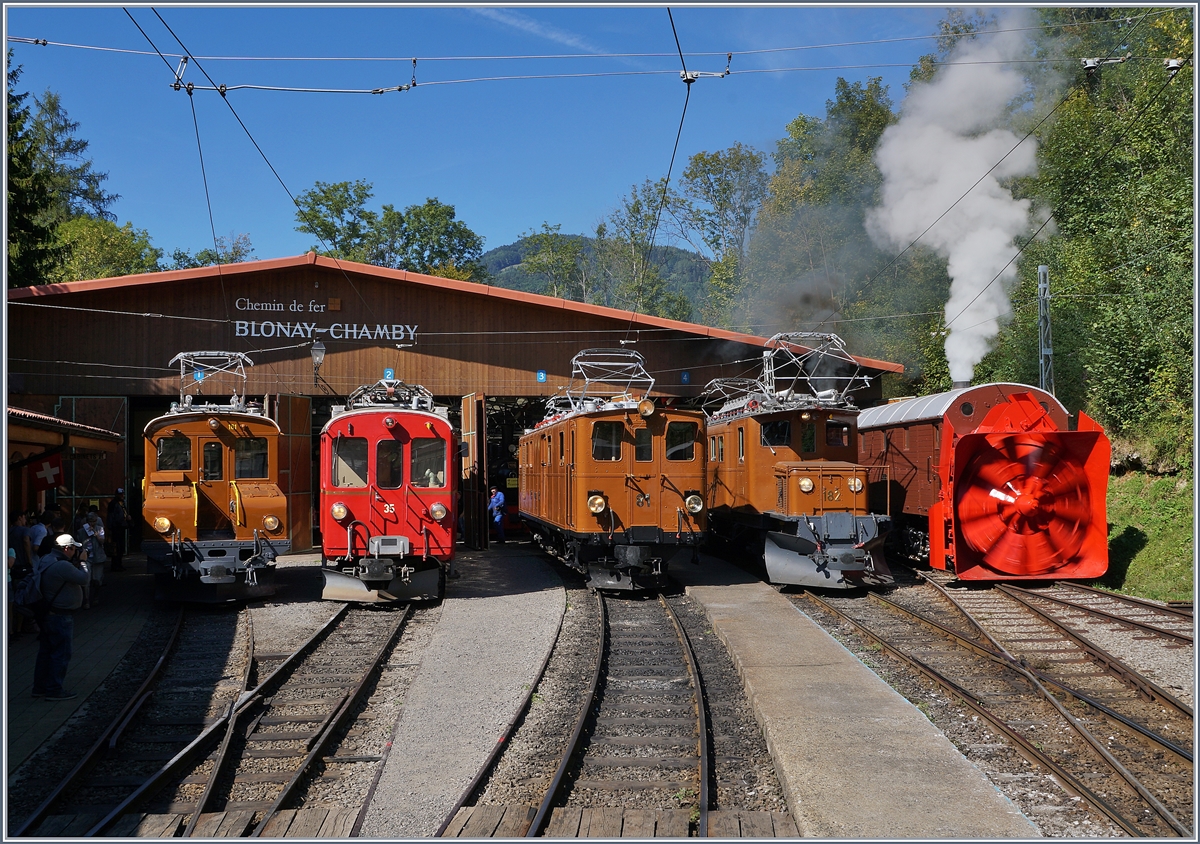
top-left (952, 423), bottom-right (1109, 580)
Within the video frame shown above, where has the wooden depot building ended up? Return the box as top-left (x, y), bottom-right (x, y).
top-left (7, 252), bottom-right (903, 548)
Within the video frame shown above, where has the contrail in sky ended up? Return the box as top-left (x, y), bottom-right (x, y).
top-left (471, 8), bottom-right (605, 55)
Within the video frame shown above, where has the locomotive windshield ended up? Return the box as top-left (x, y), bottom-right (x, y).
top-left (410, 438), bottom-right (447, 488)
top-left (825, 423), bottom-right (851, 448)
top-left (800, 422), bottom-right (816, 453)
top-left (332, 437), bottom-right (368, 487)
top-left (592, 422), bottom-right (622, 461)
top-left (235, 438), bottom-right (268, 478)
top-left (666, 421), bottom-right (698, 461)
top-left (203, 442), bottom-right (223, 479)
top-left (377, 441), bottom-right (403, 488)
top-left (157, 435), bottom-right (192, 471)
top-left (761, 420), bottom-right (791, 448)
top-left (635, 428), bottom-right (653, 462)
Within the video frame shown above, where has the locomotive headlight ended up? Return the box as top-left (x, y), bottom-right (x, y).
top-left (587, 494), bottom-right (608, 514)
top-left (684, 494), bottom-right (705, 514)
top-left (383, 416), bottom-right (397, 429)
top-left (208, 417), bottom-right (220, 430)
top-left (429, 502), bottom-right (448, 521)
top-left (637, 398), bottom-right (656, 418)
top-left (153, 516), bottom-right (172, 534)
top-left (330, 501), bottom-right (349, 521)
top-left (847, 477), bottom-right (864, 493)
top-left (798, 477), bottom-right (815, 493)
top-left (263, 514), bottom-right (281, 531)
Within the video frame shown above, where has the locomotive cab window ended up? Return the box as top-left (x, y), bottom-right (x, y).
top-left (234, 438), bottom-right (268, 479)
top-left (826, 424), bottom-right (850, 448)
top-left (592, 422), bottom-right (623, 461)
top-left (635, 428), bottom-right (653, 462)
top-left (761, 420), bottom-right (791, 448)
top-left (377, 441), bottom-right (403, 489)
top-left (332, 436), bottom-right (368, 488)
top-left (203, 442), bottom-right (223, 479)
top-left (157, 435), bottom-right (192, 471)
top-left (667, 422), bottom-right (698, 461)
top-left (800, 423), bottom-right (816, 454)
top-left (410, 438), bottom-right (446, 488)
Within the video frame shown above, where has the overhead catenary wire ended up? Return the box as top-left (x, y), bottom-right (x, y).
top-left (624, 7), bottom-right (698, 338)
top-left (7, 11), bottom-right (1175, 65)
top-left (128, 6), bottom-right (382, 333)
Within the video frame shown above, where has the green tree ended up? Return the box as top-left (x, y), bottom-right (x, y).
top-left (6, 57), bottom-right (61, 287)
top-left (594, 180), bottom-right (687, 320)
top-left (294, 179), bottom-right (376, 261)
top-left (29, 89), bottom-right (118, 225)
top-left (169, 233), bottom-right (256, 269)
top-left (47, 217), bottom-right (162, 282)
top-left (668, 142), bottom-right (769, 327)
top-left (294, 181), bottom-right (487, 280)
top-left (520, 222), bottom-right (585, 299)
top-left (369, 198), bottom-right (487, 281)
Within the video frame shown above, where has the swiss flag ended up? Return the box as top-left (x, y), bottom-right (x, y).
top-left (30, 454), bottom-right (63, 492)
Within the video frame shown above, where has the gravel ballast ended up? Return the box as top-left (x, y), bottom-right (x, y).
top-left (357, 547), bottom-right (565, 839)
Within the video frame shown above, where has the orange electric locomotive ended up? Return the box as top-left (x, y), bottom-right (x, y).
top-left (520, 349), bottom-right (707, 591)
top-left (702, 333), bottom-right (892, 589)
top-left (319, 378), bottom-right (456, 602)
top-left (142, 352), bottom-right (289, 602)
top-left (857, 383), bottom-right (1110, 581)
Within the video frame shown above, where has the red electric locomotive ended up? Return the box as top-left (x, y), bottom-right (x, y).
top-left (319, 378), bottom-right (457, 602)
top-left (857, 384), bottom-right (1110, 581)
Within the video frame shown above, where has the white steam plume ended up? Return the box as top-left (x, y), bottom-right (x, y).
top-left (866, 13), bottom-right (1037, 384)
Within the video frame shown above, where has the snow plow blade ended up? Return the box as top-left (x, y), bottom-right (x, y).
top-left (321, 567), bottom-right (442, 602)
top-left (764, 532), bottom-right (849, 589)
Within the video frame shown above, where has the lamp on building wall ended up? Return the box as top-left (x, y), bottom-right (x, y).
top-left (311, 340), bottom-right (326, 388)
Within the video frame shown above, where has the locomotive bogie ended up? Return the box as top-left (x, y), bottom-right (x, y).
top-left (318, 389), bottom-right (457, 603)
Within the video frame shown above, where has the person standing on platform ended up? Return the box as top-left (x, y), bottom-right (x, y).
top-left (27, 512), bottom-right (50, 561)
top-left (8, 511), bottom-right (33, 582)
top-left (33, 534), bottom-right (90, 701)
top-left (488, 486), bottom-right (507, 544)
top-left (106, 489), bottom-right (127, 571)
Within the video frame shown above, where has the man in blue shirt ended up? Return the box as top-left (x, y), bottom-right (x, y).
top-left (33, 534), bottom-right (91, 701)
top-left (488, 486), bottom-right (507, 545)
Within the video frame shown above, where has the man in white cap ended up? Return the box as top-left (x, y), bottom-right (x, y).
top-left (107, 489), bottom-right (127, 571)
top-left (32, 534), bottom-right (90, 701)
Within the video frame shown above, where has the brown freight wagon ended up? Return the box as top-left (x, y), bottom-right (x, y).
top-left (702, 334), bottom-right (892, 589)
top-left (520, 350), bottom-right (706, 591)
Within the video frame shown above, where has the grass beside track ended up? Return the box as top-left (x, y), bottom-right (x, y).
top-left (1100, 469), bottom-right (1193, 602)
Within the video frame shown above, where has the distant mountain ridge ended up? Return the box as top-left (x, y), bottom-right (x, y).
top-left (481, 235), bottom-right (709, 306)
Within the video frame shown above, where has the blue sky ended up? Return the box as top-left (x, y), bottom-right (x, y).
top-left (6, 5), bottom-right (949, 261)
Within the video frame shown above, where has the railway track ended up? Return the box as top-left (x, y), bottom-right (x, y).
top-left (19, 603), bottom-right (414, 838)
top-left (441, 584), bottom-right (796, 838)
top-left (799, 582), bottom-right (1193, 838)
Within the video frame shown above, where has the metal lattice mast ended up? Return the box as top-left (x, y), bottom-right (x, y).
top-left (1038, 265), bottom-right (1055, 395)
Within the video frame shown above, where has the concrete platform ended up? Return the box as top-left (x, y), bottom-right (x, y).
top-left (6, 555), bottom-right (156, 774)
top-left (672, 553), bottom-right (1038, 839)
top-left (358, 544), bottom-right (565, 840)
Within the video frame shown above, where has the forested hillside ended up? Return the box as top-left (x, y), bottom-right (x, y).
top-left (482, 236), bottom-right (709, 314)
